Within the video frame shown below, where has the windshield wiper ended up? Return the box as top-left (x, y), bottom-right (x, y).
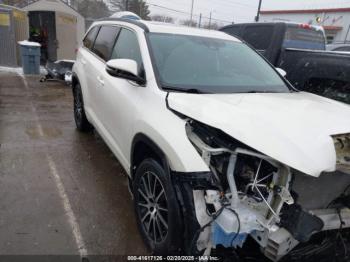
top-left (244, 90), bottom-right (282, 93)
top-left (162, 86), bottom-right (208, 94)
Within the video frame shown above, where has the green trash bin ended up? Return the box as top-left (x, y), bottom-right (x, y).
top-left (18, 41), bottom-right (41, 75)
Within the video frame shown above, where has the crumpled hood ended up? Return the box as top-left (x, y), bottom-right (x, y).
top-left (168, 92), bottom-right (350, 177)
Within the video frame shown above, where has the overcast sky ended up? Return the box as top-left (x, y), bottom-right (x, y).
top-left (145, 0), bottom-right (350, 25)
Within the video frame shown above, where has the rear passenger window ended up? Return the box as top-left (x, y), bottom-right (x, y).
top-left (334, 46), bottom-right (350, 52)
top-left (92, 26), bottom-right (120, 61)
top-left (221, 26), bottom-right (242, 37)
top-left (83, 26), bottom-right (99, 49)
top-left (242, 25), bottom-right (274, 50)
top-left (111, 28), bottom-right (143, 71)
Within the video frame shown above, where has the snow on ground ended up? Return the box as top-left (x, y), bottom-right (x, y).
top-left (0, 66), bottom-right (47, 76)
top-left (0, 66), bottom-right (24, 75)
top-left (18, 40), bottom-right (41, 47)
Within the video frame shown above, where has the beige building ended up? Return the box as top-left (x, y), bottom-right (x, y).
top-left (260, 7), bottom-right (350, 43)
top-left (23, 0), bottom-right (85, 61)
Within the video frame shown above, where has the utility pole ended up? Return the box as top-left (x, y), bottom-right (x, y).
top-left (255, 0), bottom-right (262, 22)
top-left (198, 13), bottom-right (202, 28)
top-left (125, 0), bottom-right (129, 11)
top-left (190, 0), bottom-right (195, 25)
top-left (139, 1), bottom-right (142, 18)
top-left (209, 12), bottom-right (212, 29)
top-left (344, 24), bottom-right (350, 44)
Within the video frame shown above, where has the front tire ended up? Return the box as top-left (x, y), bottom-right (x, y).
top-left (73, 83), bottom-right (93, 132)
top-left (133, 159), bottom-right (183, 255)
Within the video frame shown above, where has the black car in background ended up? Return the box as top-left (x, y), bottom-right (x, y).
top-left (221, 22), bottom-right (350, 104)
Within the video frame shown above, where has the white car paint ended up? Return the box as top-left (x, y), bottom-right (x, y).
top-left (74, 21), bottom-right (210, 174)
top-left (168, 92), bottom-right (350, 177)
top-left (72, 18), bottom-right (350, 260)
top-left (74, 19), bottom-right (350, 178)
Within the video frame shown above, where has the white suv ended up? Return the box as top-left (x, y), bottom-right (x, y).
top-left (73, 18), bottom-right (350, 261)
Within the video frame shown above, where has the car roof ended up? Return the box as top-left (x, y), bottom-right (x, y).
top-left (221, 21), bottom-right (324, 32)
top-left (94, 18), bottom-right (241, 42)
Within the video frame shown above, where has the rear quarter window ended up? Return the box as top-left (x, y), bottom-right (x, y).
top-left (241, 25), bottom-right (274, 50)
top-left (83, 26), bottom-right (99, 50)
top-left (334, 46), bottom-right (350, 52)
top-left (283, 26), bottom-right (325, 50)
top-left (221, 26), bottom-right (242, 37)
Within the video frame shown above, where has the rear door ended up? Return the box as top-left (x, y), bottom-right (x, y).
top-left (76, 25), bottom-right (99, 113)
top-left (87, 25), bottom-right (121, 128)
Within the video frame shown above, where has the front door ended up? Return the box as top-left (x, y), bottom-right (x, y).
top-left (100, 28), bottom-right (144, 160)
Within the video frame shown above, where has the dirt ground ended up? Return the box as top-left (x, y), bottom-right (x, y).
top-left (0, 71), bottom-right (147, 260)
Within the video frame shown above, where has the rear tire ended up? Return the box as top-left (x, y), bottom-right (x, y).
top-left (73, 83), bottom-right (93, 132)
top-left (133, 159), bottom-right (183, 255)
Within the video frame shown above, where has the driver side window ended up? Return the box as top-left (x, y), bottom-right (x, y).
top-left (111, 28), bottom-right (143, 73)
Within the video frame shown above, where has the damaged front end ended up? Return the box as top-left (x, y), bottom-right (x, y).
top-left (177, 120), bottom-right (350, 261)
top-left (333, 134), bottom-right (350, 174)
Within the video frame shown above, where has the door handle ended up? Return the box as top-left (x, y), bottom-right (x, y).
top-left (97, 76), bottom-right (104, 86)
top-left (81, 59), bottom-right (87, 65)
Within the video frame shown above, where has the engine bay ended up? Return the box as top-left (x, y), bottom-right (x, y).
top-left (185, 120), bottom-right (350, 261)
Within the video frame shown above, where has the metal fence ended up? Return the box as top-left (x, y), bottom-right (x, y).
top-left (0, 5), bottom-right (28, 66)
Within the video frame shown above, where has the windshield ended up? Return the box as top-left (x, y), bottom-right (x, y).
top-left (283, 26), bottom-right (326, 50)
top-left (148, 33), bottom-right (290, 94)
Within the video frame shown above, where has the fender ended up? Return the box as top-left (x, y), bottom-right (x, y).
top-left (130, 133), bottom-right (170, 179)
top-left (71, 72), bottom-right (79, 90)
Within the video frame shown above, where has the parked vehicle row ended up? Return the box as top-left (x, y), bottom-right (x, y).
top-left (327, 43), bottom-right (350, 52)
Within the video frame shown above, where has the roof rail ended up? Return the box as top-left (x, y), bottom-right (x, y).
top-left (96, 17), bottom-right (149, 32)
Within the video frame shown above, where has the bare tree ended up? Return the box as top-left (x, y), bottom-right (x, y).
top-left (202, 22), bottom-right (219, 30)
top-left (151, 14), bottom-right (174, 23)
top-left (77, 0), bottom-right (110, 19)
top-left (108, 0), bottom-right (150, 20)
top-left (128, 0), bottom-right (150, 20)
top-left (181, 19), bottom-right (198, 27)
top-left (108, 0), bottom-right (126, 12)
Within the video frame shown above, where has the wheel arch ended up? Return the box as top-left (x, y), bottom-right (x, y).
top-left (71, 72), bottom-right (80, 91)
top-left (130, 133), bottom-right (170, 180)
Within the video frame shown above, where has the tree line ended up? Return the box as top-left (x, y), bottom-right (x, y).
top-left (1, 0), bottom-right (223, 28)
top-left (1, 0), bottom-right (151, 20)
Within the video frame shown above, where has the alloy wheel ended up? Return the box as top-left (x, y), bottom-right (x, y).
top-left (136, 171), bottom-right (169, 243)
top-left (74, 89), bottom-right (83, 122)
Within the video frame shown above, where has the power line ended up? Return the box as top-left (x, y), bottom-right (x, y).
top-left (145, 0), bottom-right (259, 23)
top-left (147, 2), bottom-right (233, 24)
top-left (215, 0), bottom-right (257, 8)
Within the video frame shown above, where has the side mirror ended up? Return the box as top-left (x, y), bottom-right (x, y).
top-left (276, 67), bottom-right (287, 77)
top-left (106, 59), bottom-right (146, 85)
